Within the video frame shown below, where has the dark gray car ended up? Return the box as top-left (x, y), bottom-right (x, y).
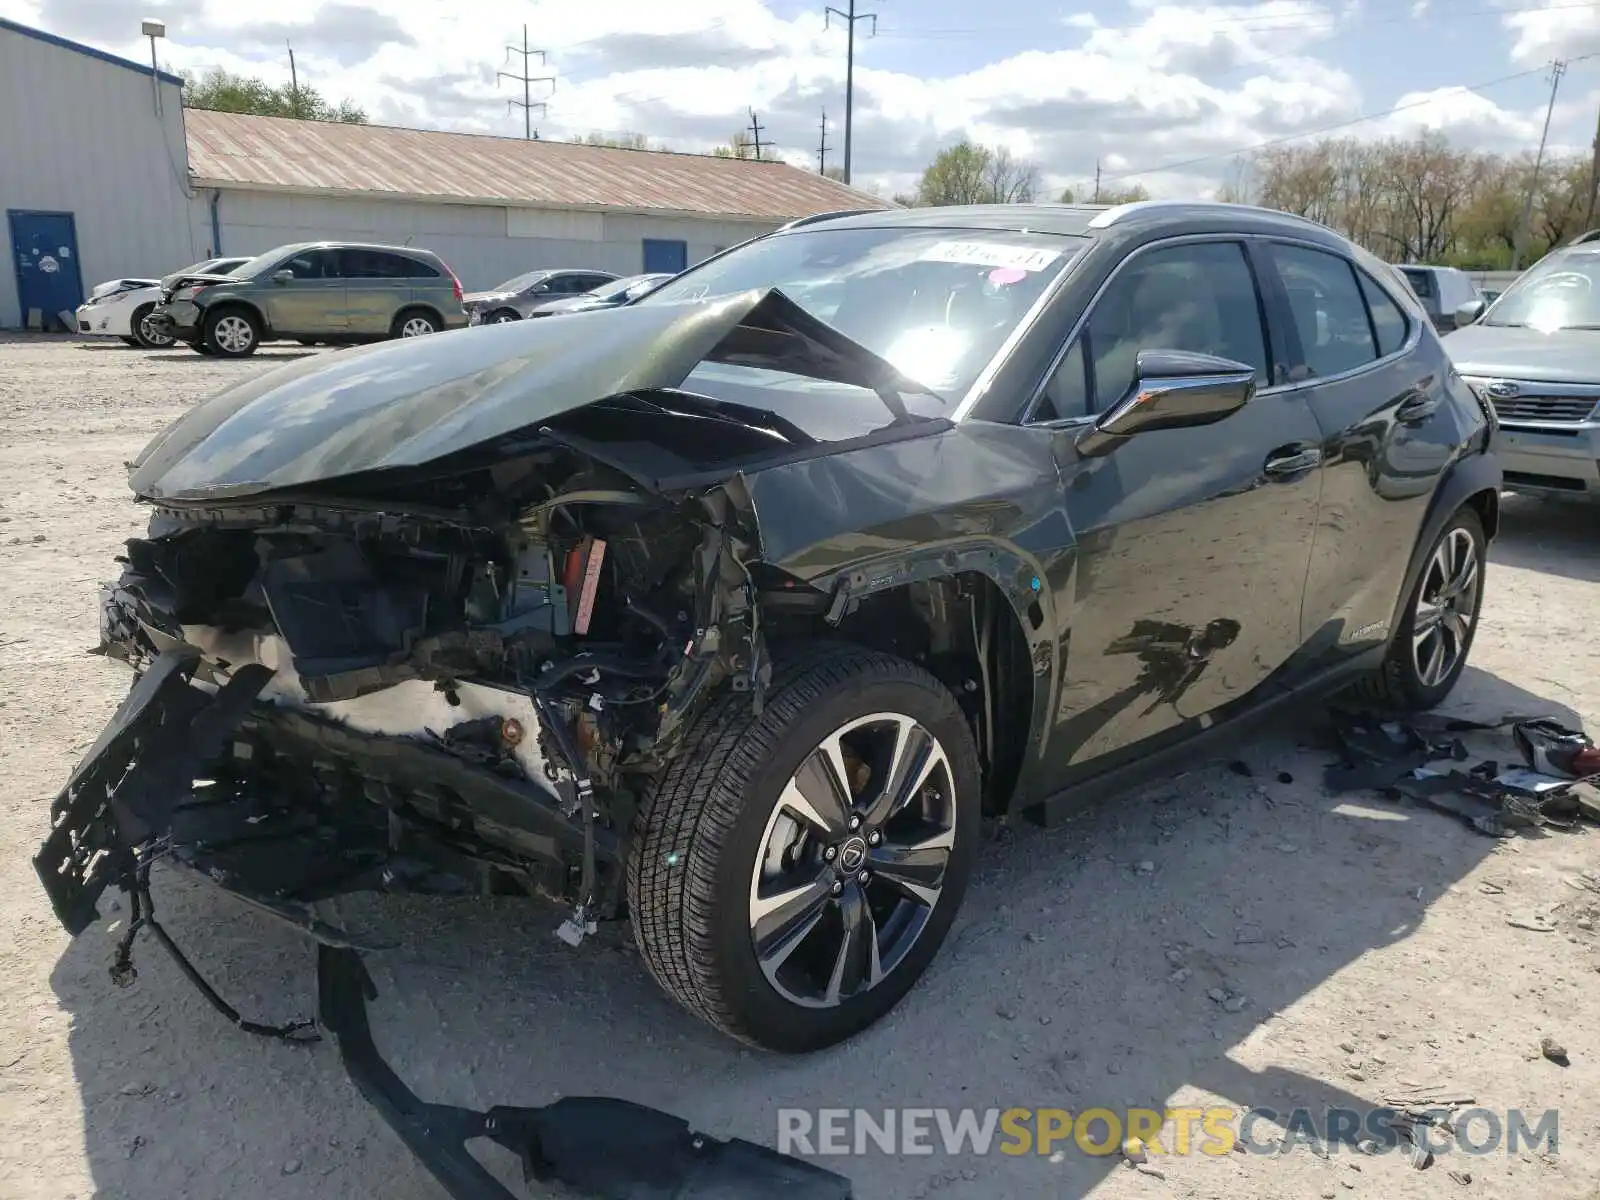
top-left (1444, 235), bottom-right (1600, 499)
top-left (150, 241), bottom-right (468, 357)
top-left (463, 268), bottom-right (619, 324)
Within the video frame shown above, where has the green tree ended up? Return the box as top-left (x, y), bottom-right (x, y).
top-left (914, 140), bottom-right (1038, 206)
top-left (580, 131), bottom-right (652, 150)
top-left (712, 130), bottom-right (759, 160)
top-left (181, 67), bottom-right (367, 123)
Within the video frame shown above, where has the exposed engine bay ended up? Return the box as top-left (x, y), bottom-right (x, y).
top-left (89, 434), bottom-right (784, 941)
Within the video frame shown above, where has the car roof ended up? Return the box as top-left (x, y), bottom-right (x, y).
top-left (261, 241), bottom-right (445, 259)
top-left (784, 199), bottom-right (1349, 246)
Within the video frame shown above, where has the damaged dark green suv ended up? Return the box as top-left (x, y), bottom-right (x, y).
top-left (37, 199), bottom-right (1500, 1198)
top-left (149, 240), bottom-right (468, 356)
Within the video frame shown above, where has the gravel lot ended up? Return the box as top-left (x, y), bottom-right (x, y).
top-left (2, 331), bottom-right (1598, 1200)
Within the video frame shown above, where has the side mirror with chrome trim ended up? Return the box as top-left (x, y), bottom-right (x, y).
top-left (1453, 299), bottom-right (1486, 328)
top-left (1076, 349), bottom-right (1257, 458)
top-left (272, 270), bottom-right (294, 285)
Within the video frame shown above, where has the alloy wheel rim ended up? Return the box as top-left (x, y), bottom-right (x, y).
top-left (139, 315), bottom-right (173, 346)
top-left (748, 712), bottom-right (957, 1009)
top-left (214, 315), bottom-right (252, 353)
top-left (492, 312), bottom-right (516, 324)
top-left (1411, 527), bottom-right (1479, 688)
top-left (402, 317), bottom-right (435, 336)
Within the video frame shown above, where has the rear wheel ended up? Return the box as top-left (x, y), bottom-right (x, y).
top-left (130, 303), bottom-right (174, 348)
top-left (1354, 507), bottom-right (1486, 711)
top-left (393, 309), bottom-right (441, 338)
top-left (203, 308), bottom-right (260, 357)
top-left (627, 644), bottom-right (981, 1052)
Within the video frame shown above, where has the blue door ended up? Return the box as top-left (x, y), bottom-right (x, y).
top-left (642, 238), bottom-right (688, 274)
top-left (8, 210), bottom-right (84, 327)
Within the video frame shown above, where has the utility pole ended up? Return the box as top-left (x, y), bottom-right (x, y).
top-left (1514, 59), bottom-right (1567, 271)
top-left (287, 41), bottom-right (300, 118)
top-left (499, 25), bottom-right (554, 140)
top-left (818, 108), bottom-right (831, 174)
top-left (1584, 101), bottom-right (1600, 232)
top-left (1093, 161), bottom-right (1102, 203)
top-left (824, 0), bottom-right (877, 184)
top-left (748, 109), bottom-right (767, 160)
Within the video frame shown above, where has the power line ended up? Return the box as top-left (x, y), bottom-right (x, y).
top-left (748, 108), bottom-right (768, 160)
top-left (818, 108), bottom-right (831, 173)
top-left (1101, 54), bottom-right (1599, 183)
top-left (825, 0), bottom-right (878, 184)
top-left (499, 24), bottom-right (555, 140)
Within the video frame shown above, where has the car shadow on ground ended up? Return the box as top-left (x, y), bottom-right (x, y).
top-left (45, 660), bottom-right (1579, 1200)
top-left (71, 342), bottom-right (318, 363)
top-left (1492, 495), bottom-right (1600, 584)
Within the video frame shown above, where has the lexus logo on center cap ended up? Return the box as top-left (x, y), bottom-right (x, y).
top-left (838, 836), bottom-right (867, 872)
top-left (1486, 381), bottom-right (1521, 398)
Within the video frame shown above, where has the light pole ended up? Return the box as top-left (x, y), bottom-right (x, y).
top-left (141, 18), bottom-right (166, 118)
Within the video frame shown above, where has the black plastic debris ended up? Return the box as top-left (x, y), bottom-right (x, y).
top-left (1325, 709), bottom-right (1600, 837)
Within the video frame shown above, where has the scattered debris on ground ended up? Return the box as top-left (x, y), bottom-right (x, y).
top-left (1325, 709), bottom-right (1600, 836)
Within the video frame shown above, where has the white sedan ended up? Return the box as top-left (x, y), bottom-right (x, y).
top-left (76, 256), bottom-right (250, 348)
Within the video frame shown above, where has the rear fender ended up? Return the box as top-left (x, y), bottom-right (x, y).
top-left (1385, 450), bottom-right (1501, 638)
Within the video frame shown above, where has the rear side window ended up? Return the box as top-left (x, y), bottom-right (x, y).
top-left (1266, 244), bottom-right (1377, 381)
top-left (1357, 270), bottom-right (1410, 357)
top-left (340, 250), bottom-right (423, 278)
top-left (1398, 267), bottom-right (1436, 301)
top-left (405, 257), bottom-right (441, 278)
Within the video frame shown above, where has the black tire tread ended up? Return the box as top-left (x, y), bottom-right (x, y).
top-left (1351, 506), bottom-right (1485, 711)
top-left (626, 641), bottom-right (968, 1045)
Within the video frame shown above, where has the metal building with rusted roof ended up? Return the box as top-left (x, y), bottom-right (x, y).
top-left (183, 110), bottom-right (892, 290)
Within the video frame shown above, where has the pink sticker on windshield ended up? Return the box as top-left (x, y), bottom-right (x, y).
top-left (989, 267), bottom-right (1027, 286)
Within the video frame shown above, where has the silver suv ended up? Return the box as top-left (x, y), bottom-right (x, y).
top-left (1444, 234), bottom-right (1600, 499)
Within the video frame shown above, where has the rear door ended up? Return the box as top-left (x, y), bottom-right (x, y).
top-left (1028, 237), bottom-right (1326, 773)
top-left (263, 248), bottom-right (346, 334)
top-left (1256, 239), bottom-right (1456, 667)
top-left (339, 249), bottom-right (412, 334)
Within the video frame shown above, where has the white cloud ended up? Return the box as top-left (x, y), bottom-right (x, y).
top-left (1505, 0), bottom-right (1600, 66)
top-left (0, 0), bottom-right (1570, 201)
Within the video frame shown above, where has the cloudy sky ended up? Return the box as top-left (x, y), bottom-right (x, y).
top-left (5, 0), bottom-right (1600, 199)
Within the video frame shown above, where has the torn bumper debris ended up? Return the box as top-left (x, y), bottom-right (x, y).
top-left (318, 947), bottom-right (853, 1200)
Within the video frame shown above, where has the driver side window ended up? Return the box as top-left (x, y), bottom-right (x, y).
top-left (1040, 241), bottom-right (1270, 420)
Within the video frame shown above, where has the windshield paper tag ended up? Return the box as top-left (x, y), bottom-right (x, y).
top-left (920, 241), bottom-right (1061, 272)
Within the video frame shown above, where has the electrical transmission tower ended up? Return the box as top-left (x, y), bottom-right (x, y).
top-left (824, 0), bottom-right (877, 184)
top-left (499, 24), bottom-right (554, 140)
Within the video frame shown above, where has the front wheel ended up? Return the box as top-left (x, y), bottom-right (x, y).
top-left (488, 308), bottom-right (520, 325)
top-left (202, 308), bottom-right (260, 357)
top-left (1355, 506), bottom-right (1486, 711)
top-left (627, 644), bottom-right (981, 1052)
top-left (130, 303), bottom-right (174, 348)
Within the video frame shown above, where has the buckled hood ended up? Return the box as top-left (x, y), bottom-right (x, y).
top-left (128, 289), bottom-right (928, 503)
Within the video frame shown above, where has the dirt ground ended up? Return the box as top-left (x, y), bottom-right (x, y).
top-left (1, 330), bottom-right (1598, 1200)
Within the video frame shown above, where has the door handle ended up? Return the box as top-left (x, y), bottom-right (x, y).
top-left (1396, 392), bottom-right (1439, 424)
top-left (1264, 445), bottom-right (1323, 478)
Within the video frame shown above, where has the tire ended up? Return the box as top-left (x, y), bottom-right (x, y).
top-left (119, 336), bottom-right (139, 347)
top-left (193, 340), bottom-right (216, 356)
top-left (627, 643), bottom-right (982, 1052)
top-left (488, 308), bottom-right (520, 325)
top-left (393, 308), bottom-right (441, 338)
top-left (1353, 506), bottom-right (1486, 711)
top-left (129, 303), bottom-right (174, 349)
top-left (202, 307), bottom-right (261, 358)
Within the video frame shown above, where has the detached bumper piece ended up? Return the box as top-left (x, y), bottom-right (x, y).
top-left (33, 648), bottom-right (272, 935)
top-left (318, 946), bottom-right (854, 1200)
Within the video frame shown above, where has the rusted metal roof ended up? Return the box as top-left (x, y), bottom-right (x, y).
top-left (184, 110), bottom-right (892, 222)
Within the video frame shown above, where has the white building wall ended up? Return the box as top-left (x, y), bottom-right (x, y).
top-left (200, 189), bottom-right (775, 290)
top-left (0, 24), bottom-right (198, 328)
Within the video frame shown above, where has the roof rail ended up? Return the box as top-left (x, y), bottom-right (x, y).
top-left (776, 208), bottom-right (885, 232)
top-left (1086, 199), bottom-right (1328, 231)
top-left (1568, 229), bottom-right (1600, 245)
